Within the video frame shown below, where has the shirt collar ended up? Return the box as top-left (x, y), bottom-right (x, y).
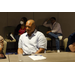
top-left (53, 21), bottom-right (56, 25)
top-left (26, 29), bottom-right (37, 37)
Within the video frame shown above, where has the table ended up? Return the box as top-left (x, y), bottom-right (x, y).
top-left (8, 52), bottom-right (75, 62)
top-left (8, 54), bottom-right (18, 62)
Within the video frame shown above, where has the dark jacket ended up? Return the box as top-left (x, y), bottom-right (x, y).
top-left (14, 24), bottom-right (21, 35)
top-left (66, 32), bottom-right (75, 52)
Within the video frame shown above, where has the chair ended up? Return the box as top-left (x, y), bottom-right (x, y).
top-left (4, 26), bottom-right (17, 54)
top-left (4, 26), bottom-right (16, 41)
top-left (3, 40), bottom-right (7, 55)
top-left (63, 38), bottom-right (68, 51)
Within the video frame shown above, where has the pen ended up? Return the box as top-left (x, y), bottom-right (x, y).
top-left (34, 54), bottom-right (42, 56)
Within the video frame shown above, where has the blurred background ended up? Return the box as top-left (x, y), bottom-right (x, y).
top-left (0, 12), bottom-right (75, 39)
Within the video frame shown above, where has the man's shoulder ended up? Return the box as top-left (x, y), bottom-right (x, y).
top-left (37, 31), bottom-right (44, 34)
top-left (20, 32), bottom-right (27, 37)
top-left (70, 32), bottom-right (75, 36)
top-left (36, 31), bottom-right (45, 37)
top-left (56, 22), bottom-right (60, 25)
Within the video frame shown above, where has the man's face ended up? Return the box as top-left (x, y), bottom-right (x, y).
top-left (50, 19), bottom-right (55, 24)
top-left (26, 21), bottom-right (35, 35)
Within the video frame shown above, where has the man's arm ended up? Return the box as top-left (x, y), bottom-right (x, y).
top-left (35, 32), bottom-right (47, 54)
top-left (18, 35), bottom-right (23, 54)
top-left (43, 18), bottom-right (50, 27)
top-left (35, 48), bottom-right (45, 54)
top-left (18, 48), bottom-right (23, 54)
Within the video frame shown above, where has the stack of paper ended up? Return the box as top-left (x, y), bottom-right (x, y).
top-left (28, 55), bottom-right (46, 60)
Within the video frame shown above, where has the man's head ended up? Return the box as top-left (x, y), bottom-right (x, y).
top-left (26, 19), bottom-right (35, 36)
top-left (50, 17), bottom-right (56, 24)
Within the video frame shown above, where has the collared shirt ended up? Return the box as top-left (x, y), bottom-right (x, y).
top-left (18, 30), bottom-right (47, 54)
top-left (43, 21), bottom-right (62, 34)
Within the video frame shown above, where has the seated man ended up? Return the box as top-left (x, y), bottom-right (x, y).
top-left (18, 19), bottom-right (47, 54)
top-left (66, 32), bottom-right (75, 52)
top-left (0, 36), bottom-right (6, 58)
top-left (43, 17), bottom-right (62, 52)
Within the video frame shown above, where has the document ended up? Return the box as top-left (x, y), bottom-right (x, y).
top-left (28, 55), bottom-right (46, 60)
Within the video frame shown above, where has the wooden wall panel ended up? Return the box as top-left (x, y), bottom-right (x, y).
top-left (0, 12), bottom-right (7, 37)
top-left (58, 12), bottom-right (75, 38)
top-left (0, 12), bottom-right (75, 39)
top-left (34, 12), bottom-right (58, 26)
top-left (8, 12), bottom-right (33, 26)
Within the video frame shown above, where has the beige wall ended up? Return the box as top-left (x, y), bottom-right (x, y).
top-left (0, 12), bottom-right (75, 39)
top-left (34, 12), bottom-right (75, 38)
top-left (58, 12), bottom-right (75, 38)
top-left (7, 12), bottom-right (33, 26)
top-left (2, 12), bottom-right (33, 37)
top-left (0, 12), bottom-right (8, 37)
top-left (34, 12), bottom-right (58, 26)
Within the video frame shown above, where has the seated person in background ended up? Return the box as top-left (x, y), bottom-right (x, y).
top-left (0, 36), bottom-right (6, 58)
top-left (18, 19), bottom-right (47, 54)
top-left (43, 17), bottom-right (62, 52)
top-left (66, 32), bottom-right (75, 52)
top-left (14, 17), bottom-right (27, 42)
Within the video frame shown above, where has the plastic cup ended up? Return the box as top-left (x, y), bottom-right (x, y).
top-left (18, 54), bottom-right (23, 62)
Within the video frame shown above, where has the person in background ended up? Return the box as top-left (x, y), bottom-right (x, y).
top-left (0, 35), bottom-right (6, 58)
top-left (18, 19), bottom-right (47, 54)
top-left (66, 32), bottom-right (75, 52)
top-left (14, 17), bottom-right (27, 42)
top-left (43, 17), bottom-right (62, 52)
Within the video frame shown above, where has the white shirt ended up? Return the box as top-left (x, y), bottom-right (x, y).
top-left (43, 21), bottom-right (62, 34)
top-left (18, 30), bottom-right (47, 54)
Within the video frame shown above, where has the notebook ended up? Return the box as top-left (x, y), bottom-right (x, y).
top-left (28, 54), bottom-right (46, 60)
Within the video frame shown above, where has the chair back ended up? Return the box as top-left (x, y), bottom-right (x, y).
top-left (37, 25), bottom-right (51, 37)
top-left (4, 26), bottom-right (16, 39)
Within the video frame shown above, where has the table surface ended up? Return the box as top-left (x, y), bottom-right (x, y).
top-left (8, 52), bottom-right (75, 62)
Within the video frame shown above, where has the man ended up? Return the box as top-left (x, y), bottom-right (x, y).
top-left (18, 19), bottom-right (47, 54)
top-left (0, 36), bottom-right (6, 58)
top-left (66, 32), bottom-right (75, 52)
top-left (43, 17), bottom-right (62, 52)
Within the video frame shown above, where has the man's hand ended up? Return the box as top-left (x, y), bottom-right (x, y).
top-left (0, 54), bottom-right (4, 57)
top-left (46, 31), bottom-right (51, 34)
top-left (35, 48), bottom-right (45, 54)
top-left (69, 44), bottom-right (75, 52)
top-left (46, 18), bottom-right (50, 22)
top-left (18, 48), bottom-right (23, 54)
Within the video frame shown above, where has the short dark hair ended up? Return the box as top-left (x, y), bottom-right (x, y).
top-left (51, 17), bottom-right (56, 21)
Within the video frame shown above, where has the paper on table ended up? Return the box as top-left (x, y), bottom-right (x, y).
top-left (28, 55), bottom-right (46, 60)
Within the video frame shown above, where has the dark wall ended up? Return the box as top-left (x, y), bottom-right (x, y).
top-left (0, 12), bottom-right (75, 39)
top-left (1, 12), bottom-right (33, 37)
